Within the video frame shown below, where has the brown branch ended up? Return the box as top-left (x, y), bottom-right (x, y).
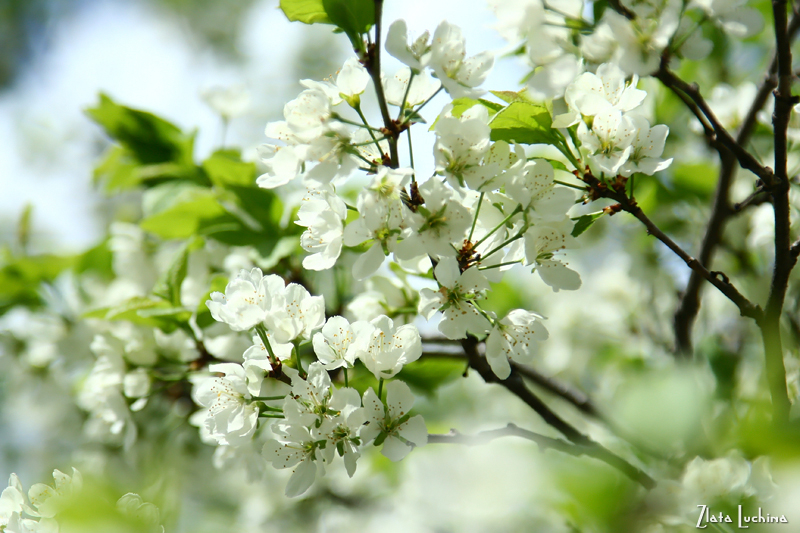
top-left (365, 0), bottom-right (399, 168)
top-left (584, 173), bottom-right (763, 322)
top-left (758, 0), bottom-right (797, 423)
top-left (654, 65), bottom-right (775, 186)
top-left (428, 423), bottom-right (656, 483)
top-left (460, 336), bottom-right (656, 488)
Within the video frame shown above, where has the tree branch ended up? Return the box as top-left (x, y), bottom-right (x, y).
top-left (365, 0), bottom-right (399, 167)
top-left (428, 423), bottom-right (656, 486)
top-left (654, 65), bottom-right (775, 186)
top-left (584, 173), bottom-right (763, 322)
top-left (758, 0), bottom-right (797, 423)
top-left (460, 336), bottom-right (656, 489)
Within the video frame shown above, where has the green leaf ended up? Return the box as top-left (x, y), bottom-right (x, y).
top-left (0, 249), bottom-right (77, 316)
top-left (86, 94), bottom-right (195, 166)
top-left (669, 162), bottom-right (718, 199)
top-left (322, 0), bottom-right (374, 48)
top-left (571, 211), bottom-right (605, 238)
top-left (152, 237), bottom-right (204, 306)
top-left (92, 146), bottom-right (140, 192)
top-left (430, 98), bottom-right (503, 130)
top-left (195, 275), bottom-right (229, 329)
top-left (16, 204), bottom-right (33, 252)
top-left (490, 90), bottom-right (530, 104)
top-left (202, 150), bottom-right (256, 188)
top-left (140, 189), bottom-right (228, 239)
top-left (83, 297), bottom-right (191, 332)
top-left (396, 358), bottom-right (465, 397)
top-left (74, 240), bottom-right (114, 280)
top-left (489, 102), bottom-right (559, 145)
top-left (279, 0), bottom-right (331, 24)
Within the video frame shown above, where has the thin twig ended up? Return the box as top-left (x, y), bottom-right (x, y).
top-left (583, 173), bottom-right (762, 322)
top-left (428, 423), bottom-right (657, 481)
top-left (460, 336), bottom-right (656, 489)
top-left (366, 0), bottom-right (399, 167)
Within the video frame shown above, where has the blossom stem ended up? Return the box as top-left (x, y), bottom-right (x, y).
top-left (259, 405), bottom-right (284, 413)
top-left (332, 115), bottom-right (384, 132)
top-left (293, 343), bottom-right (305, 377)
top-left (258, 413), bottom-right (285, 419)
top-left (354, 104), bottom-right (382, 149)
top-left (252, 395), bottom-right (286, 401)
top-left (478, 259), bottom-right (522, 271)
top-left (473, 205), bottom-right (522, 250)
top-left (553, 179), bottom-right (586, 191)
top-left (353, 136), bottom-right (389, 147)
top-left (254, 324), bottom-right (279, 367)
top-left (396, 71), bottom-right (416, 121)
top-left (407, 128), bottom-right (416, 181)
top-left (468, 192), bottom-right (484, 243)
top-left (378, 378), bottom-right (384, 401)
top-left (480, 233), bottom-right (524, 262)
top-left (412, 86), bottom-right (443, 117)
top-left (343, 367), bottom-right (349, 387)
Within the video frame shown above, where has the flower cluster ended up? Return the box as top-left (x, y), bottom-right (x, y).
top-left (197, 268), bottom-right (425, 496)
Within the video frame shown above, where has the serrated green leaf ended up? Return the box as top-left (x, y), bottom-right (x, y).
top-left (86, 93), bottom-right (195, 166)
top-left (571, 211), bottom-right (605, 238)
top-left (202, 151), bottom-right (256, 187)
top-left (279, 0), bottom-right (332, 24)
top-left (489, 102), bottom-right (558, 145)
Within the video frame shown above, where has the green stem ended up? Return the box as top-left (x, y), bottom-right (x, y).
top-left (468, 192), bottom-right (485, 243)
top-left (344, 367), bottom-right (349, 388)
top-left (554, 179), bottom-right (586, 191)
top-left (378, 378), bottom-right (384, 401)
top-left (293, 343), bottom-right (305, 377)
top-left (412, 86), bottom-right (443, 117)
top-left (473, 205), bottom-right (522, 249)
top-left (479, 259), bottom-right (522, 270)
top-left (259, 405), bottom-right (284, 413)
top-left (355, 104), bottom-right (382, 148)
top-left (258, 414), bottom-right (285, 419)
top-left (252, 395), bottom-right (287, 401)
top-left (332, 114), bottom-right (384, 132)
top-left (407, 128), bottom-right (416, 180)
top-left (481, 233), bottom-right (525, 262)
top-left (396, 71), bottom-right (416, 121)
top-left (254, 324), bottom-right (278, 366)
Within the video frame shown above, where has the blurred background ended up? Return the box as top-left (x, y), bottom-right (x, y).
top-left (2, 0), bottom-right (799, 531)
top-left (0, 0), bottom-right (515, 253)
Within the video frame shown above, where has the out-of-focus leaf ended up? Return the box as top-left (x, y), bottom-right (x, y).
top-left (489, 102), bottom-right (559, 145)
top-left (279, 0), bottom-right (331, 24)
top-left (152, 237), bottom-right (204, 306)
top-left (83, 296), bottom-right (190, 333)
top-left (396, 358), bottom-right (464, 397)
top-left (74, 240), bottom-right (114, 280)
top-left (202, 150), bottom-right (256, 187)
top-left (195, 275), bottom-right (229, 329)
top-left (669, 162), bottom-right (718, 199)
top-left (490, 90), bottom-right (530, 104)
top-left (86, 93), bottom-right (195, 166)
top-left (0, 248), bottom-right (76, 315)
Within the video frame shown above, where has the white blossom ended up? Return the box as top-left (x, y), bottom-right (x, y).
top-left (485, 310), bottom-right (549, 379)
top-left (350, 315), bottom-right (422, 380)
top-left (312, 316), bottom-right (357, 370)
top-left (429, 21), bottom-right (494, 99)
top-left (361, 381), bottom-right (427, 461)
top-left (193, 363), bottom-right (259, 446)
top-left (206, 268), bottom-right (284, 332)
top-left (295, 187), bottom-right (347, 271)
top-left (385, 19), bottom-right (432, 72)
top-left (419, 257), bottom-right (491, 339)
